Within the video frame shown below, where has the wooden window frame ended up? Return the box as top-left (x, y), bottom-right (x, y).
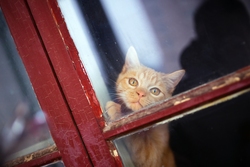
top-left (1, 0), bottom-right (250, 166)
top-left (0, 0), bottom-right (93, 166)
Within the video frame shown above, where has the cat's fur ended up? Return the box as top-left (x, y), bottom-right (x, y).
top-left (106, 47), bottom-right (185, 167)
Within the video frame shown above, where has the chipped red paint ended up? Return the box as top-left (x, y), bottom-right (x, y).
top-left (14, 151), bottom-right (61, 167)
top-left (0, 0), bottom-right (92, 166)
top-left (48, 0), bottom-right (106, 128)
top-left (103, 68), bottom-right (250, 139)
top-left (26, 0), bottom-right (120, 166)
top-left (46, 0), bottom-right (106, 128)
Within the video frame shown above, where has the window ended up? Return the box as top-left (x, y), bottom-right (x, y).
top-left (57, 0), bottom-right (250, 166)
top-left (1, 0), bottom-right (250, 166)
top-left (1, 0), bottom-right (92, 166)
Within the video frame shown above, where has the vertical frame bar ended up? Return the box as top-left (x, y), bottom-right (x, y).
top-left (0, 0), bottom-right (92, 166)
top-left (26, 0), bottom-right (120, 166)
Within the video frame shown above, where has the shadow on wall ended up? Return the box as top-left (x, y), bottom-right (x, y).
top-left (170, 0), bottom-right (250, 167)
top-left (175, 0), bottom-right (250, 94)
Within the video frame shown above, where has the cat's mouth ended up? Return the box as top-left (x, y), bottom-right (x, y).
top-left (130, 101), bottom-right (143, 111)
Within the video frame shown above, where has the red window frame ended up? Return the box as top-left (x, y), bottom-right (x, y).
top-left (1, 0), bottom-right (250, 167)
top-left (0, 0), bottom-right (94, 166)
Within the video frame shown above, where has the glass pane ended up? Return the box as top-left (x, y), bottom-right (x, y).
top-left (42, 161), bottom-right (65, 167)
top-left (114, 88), bottom-right (250, 167)
top-left (0, 9), bottom-right (54, 162)
top-left (58, 0), bottom-right (250, 122)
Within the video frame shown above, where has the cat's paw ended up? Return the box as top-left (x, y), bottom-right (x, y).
top-left (105, 101), bottom-right (121, 121)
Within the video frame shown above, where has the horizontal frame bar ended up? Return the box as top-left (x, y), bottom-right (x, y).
top-left (103, 66), bottom-right (250, 139)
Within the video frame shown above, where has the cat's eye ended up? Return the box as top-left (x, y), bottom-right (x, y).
top-left (128, 78), bottom-right (138, 86)
top-left (150, 88), bottom-right (161, 95)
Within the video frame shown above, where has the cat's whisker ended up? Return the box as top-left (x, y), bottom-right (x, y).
top-left (106, 78), bottom-right (117, 86)
top-left (112, 98), bottom-right (122, 102)
top-left (108, 93), bottom-right (118, 97)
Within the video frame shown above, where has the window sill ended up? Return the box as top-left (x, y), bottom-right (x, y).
top-left (103, 66), bottom-right (250, 139)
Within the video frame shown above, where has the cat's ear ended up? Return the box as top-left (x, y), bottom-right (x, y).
top-left (122, 46), bottom-right (140, 73)
top-left (164, 70), bottom-right (185, 93)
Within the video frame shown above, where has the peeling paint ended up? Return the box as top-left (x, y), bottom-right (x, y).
top-left (112, 149), bottom-right (118, 157)
top-left (2, 0), bottom-right (94, 166)
top-left (212, 77), bottom-right (240, 90)
top-left (4, 145), bottom-right (58, 167)
top-left (174, 98), bottom-right (191, 105)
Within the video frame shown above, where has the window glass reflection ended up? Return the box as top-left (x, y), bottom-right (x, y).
top-left (58, 0), bottom-right (250, 120)
top-left (0, 9), bottom-right (54, 162)
top-left (100, 0), bottom-right (250, 94)
top-left (57, 1), bottom-right (250, 166)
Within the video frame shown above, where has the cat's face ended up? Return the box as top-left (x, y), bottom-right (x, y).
top-left (116, 47), bottom-right (185, 111)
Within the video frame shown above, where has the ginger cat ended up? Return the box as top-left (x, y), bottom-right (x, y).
top-left (106, 47), bottom-right (185, 167)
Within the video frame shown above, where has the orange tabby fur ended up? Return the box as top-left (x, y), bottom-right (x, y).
top-left (106, 47), bottom-right (185, 167)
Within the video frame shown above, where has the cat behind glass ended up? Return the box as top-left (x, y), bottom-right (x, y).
top-left (106, 46), bottom-right (185, 167)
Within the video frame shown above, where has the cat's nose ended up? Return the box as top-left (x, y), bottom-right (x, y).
top-left (136, 90), bottom-right (146, 97)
